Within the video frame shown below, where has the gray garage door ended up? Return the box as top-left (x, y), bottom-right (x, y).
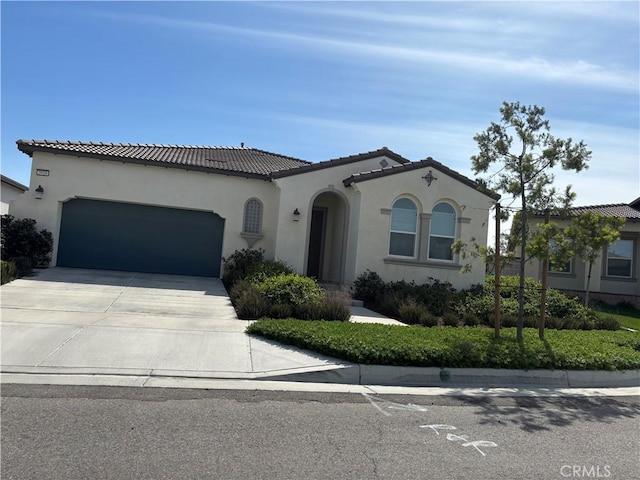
top-left (57, 199), bottom-right (224, 277)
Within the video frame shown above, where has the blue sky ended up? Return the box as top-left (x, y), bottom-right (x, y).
top-left (2, 1), bottom-right (638, 210)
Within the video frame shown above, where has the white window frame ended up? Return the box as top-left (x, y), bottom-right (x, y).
top-left (428, 202), bottom-right (457, 261)
top-left (388, 198), bottom-right (418, 258)
top-left (548, 238), bottom-right (572, 274)
top-left (606, 238), bottom-right (633, 278)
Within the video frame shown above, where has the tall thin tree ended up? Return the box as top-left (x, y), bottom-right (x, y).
top-left (471, 102), bottom-right (591, 341)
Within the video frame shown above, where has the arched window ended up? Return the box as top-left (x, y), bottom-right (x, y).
top-left (429, 202), bottom-right (456, 260)
top-left (389, 198), bottom-right (417, 257)
top-left (243, 198), bottom-right (262, 235)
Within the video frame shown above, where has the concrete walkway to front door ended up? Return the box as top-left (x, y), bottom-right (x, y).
top-left (0, 267), bottom-right (352, 383)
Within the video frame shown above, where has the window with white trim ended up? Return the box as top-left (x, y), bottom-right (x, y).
top-left (428, 202), bottom-right (456, 261)
top-left (389, 198), bottom-right (417, 257)
top-left (243, 198), bottom-right (262, 235)
top-left (548, 239), bottom-right (571, 273)
top-left (607, 239), bottom-right (633, 278)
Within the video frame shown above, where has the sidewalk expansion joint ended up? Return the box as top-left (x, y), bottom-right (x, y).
top-left (35, 327), bottom-right (85, 367)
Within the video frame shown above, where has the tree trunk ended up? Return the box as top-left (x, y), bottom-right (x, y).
top-left (494, 203), bottom-right (501, 338)
top-left (584, 261), bottom-right (593, 307)
top-left (539, 208), bottom-right (550, 340)
top-left (517, 205), bottom-right (526, 342)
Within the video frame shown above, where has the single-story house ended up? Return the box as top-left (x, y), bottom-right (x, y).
top-left (525, 198), bottom-right (640, 306)
top-left (10, 139), bottom-right (499, 289)
top-left (1, 174), bottom-right (28, 215)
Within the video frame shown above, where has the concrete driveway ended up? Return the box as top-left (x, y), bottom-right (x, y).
top-left (1, 267), bottom-right (349, 382)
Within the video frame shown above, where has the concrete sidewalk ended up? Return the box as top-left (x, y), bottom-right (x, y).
top-left (1, 267), bottom-right (638, 390)
top-left (1, 268), bottom-right (351, 382)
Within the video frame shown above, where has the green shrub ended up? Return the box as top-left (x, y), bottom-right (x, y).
top-left (461, 313), bottom-right (481, 327)
top-left (501, 314), bottom-right (518, 328)
top-left (376, 291), bottom-right (405, 318)
top-left (9, 256), bottom-right (32, 277)
top-left (1, 260), bottom-right (17, 285)
top-left (245, 259), bottom-right (294, 284)
top-left (234, 288), bottom-right (270, 319)
top-left (353, 270), bottom-right (385, 304)
top-left (452, 275), bottom-right (601, 330)
top-left (595, 315), bottom-right (620, 331)
top-left (441, 312), bottom-right (460, 327)
top-left (258, 274), bottom-right (323, 306)
top-left (414, 278), bottom-right (456, 316)
top-left (420, 311), bottom-right (439, 327)
top-left (356, 273), bottom-right (460, 319)
top-left (1, 215), bottom-right (53, 267)
top-left (246, 320), bottom-right (640, 370)
top-left (222, 248), bottom-right (265, 289)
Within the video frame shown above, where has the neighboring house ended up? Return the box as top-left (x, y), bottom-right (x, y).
top-left (525, 198), bottom-right (640, 306)
top-left (1, 174), bottom-right (28, 215)
top-left (10, 139), bottom-right (499, 289)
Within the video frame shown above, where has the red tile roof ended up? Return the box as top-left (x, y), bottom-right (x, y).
top-left (537, 200), bottom-right (640, 223)
top-left (17, 140), bottom-right (310, 179)
top-left (271, 147), bottom-right (410, 178)
top-left (1, 174), bottom-right (28, 191)
top-left (15, 140), bottom-right (496, 202)
top-left (343, 157), bottom-right (501, 200)
top-left (566, 203), bottom-right (640, 221)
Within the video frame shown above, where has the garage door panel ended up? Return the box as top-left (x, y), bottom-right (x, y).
top-left (57, 199), bottom-right (224, 277)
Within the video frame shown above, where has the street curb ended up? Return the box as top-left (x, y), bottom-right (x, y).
top-left (258, 365), bottom-right (640, 388)
top-left (2, 365), bottom-right (639, 389)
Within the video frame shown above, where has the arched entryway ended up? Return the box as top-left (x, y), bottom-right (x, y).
top-left (306, 191), bottom-right (348, 283)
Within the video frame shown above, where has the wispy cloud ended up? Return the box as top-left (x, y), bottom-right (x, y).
top-left (264, 111), bottom-right (639, 205)
top-left (96, 12), bottom-right (638, 92)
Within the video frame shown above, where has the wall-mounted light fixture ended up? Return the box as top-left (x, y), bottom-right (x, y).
top-left (35, 185), bottom-right (44, 200)
top-left (292, 208), bottom-right (301, 221)
top-left (422, 170), bottom-right (437, 187)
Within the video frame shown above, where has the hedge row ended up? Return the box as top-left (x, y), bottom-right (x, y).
top-left (352, 271), bottom-right (620, 331)
top-left (247, 320), bottom-right (640, 371)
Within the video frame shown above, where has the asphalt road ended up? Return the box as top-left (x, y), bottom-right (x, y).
top-left (2, 385), bottom-right (638, 480)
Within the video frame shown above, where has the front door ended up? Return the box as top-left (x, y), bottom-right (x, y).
top-left (306, 207), bottom-right (327, 279)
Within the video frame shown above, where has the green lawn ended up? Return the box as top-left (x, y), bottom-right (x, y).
top-left (594, 305), bottom-right (640, 331)
top-left (247, 320), bottom-right (640, 371)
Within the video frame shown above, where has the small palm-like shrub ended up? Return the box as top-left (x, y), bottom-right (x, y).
top-left (229, 279), bottom-right (255, 306)
top-left (397, 298), bottom-right (429, 325)
top-left (235, 288), bottom-right (270, 319)
top-left (294, 300), bottom-right (325, 321)
top-left (319, 291), bottom-right (351, 322)
top-left (270, 303), bottom-right (294, 319)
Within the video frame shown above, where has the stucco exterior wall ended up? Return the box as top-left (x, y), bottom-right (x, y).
top-left (9, 152), bottom-right (280, 268)
top-left (1, 182), bottom-right (26, 215)
top-left (350, 165), bottom-right (495, 290)
top-left (524, 218), bottom-right (640, 298)
top-left (10, 150), bottom-right (497, 290)
top-left (272, 155), bottom-right (394, 278)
